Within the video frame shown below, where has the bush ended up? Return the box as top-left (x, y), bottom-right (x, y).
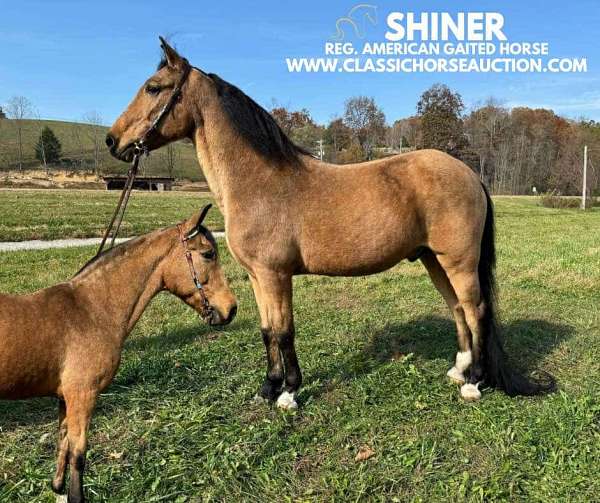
top-left (539, 190), bottom-right (581, 209)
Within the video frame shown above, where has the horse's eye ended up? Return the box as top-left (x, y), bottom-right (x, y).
top-left (201, 250), bottom-right (216, 260)
top-left (145, 85), bottom-right (161, 96)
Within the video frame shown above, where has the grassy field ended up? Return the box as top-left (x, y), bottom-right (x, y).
top-left (0, 119), bottom-right (203, 180)
top-left (0, 189), bottom-right (223, 241)
top-left (0, 197), bottom-right (599, 502)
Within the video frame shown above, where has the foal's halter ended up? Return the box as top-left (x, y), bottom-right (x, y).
top-left (177, 224), bottom-right (213, 319)
top-left (95, 63), bottom-right (193, 258)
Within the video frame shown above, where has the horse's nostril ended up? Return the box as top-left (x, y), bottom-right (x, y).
top-left (105, 134), bottom-right (115, 148)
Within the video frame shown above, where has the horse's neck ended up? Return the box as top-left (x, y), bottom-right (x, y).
top-left (192, 102), bottom-right (301, 213)
top-left (73, 232), bottom-right (171, 338)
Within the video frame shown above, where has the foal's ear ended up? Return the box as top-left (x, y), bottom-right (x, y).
top-left (196, 204), bottom-right (212, 227)
top-left (186, 204), bottom-right (212, 239)
top-left (159, 36), bottom-right (186, 69)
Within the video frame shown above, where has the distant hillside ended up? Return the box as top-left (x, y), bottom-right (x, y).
top-left (0, 118), bottom-right (204, 181)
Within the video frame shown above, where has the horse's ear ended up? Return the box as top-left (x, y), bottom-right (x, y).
top-left (196, 204), bottom-right (212, 227)
top-left (159, 36), bottom-right (185, 69)
top-left (185, 204), bottom-right (212, 238)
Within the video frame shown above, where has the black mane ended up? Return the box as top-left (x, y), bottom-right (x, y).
top-left (207, 73), bottom-right (312, 166)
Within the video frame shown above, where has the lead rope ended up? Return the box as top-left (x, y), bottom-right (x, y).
top-left (95, 150), bottom-right (142, 258)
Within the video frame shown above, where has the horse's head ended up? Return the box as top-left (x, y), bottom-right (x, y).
top-left (106, 37), bottom-right (208, 162)
top-left (162, 204), bottom-right (237, 326)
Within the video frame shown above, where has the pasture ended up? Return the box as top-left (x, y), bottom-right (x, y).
top-left (0, 196), bottom-right (599, 501)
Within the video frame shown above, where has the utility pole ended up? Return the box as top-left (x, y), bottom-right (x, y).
top-left (582, 145), bottom-right (588, 210)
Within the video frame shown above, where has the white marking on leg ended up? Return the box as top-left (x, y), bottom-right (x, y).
top-left (276, 391), bottom-right (298, 410)
top-left (460, 382), bottom-right (482, 401)
top-left (447, 366), bottom-right (466, 385)
top-left (447, 350), bottom-right (471, 384)
top-left (455, 350), bottom-right (472, 372)
top-left (56, 495), bottom-right (68, 503)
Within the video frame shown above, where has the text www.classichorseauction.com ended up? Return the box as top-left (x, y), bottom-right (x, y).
top-left (286, 9), bottom-right (587, 74)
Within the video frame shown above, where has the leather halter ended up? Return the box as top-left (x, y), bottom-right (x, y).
top-left (96, 63), bottom-right (192, 258)
top-left (177, 224), bottom-right (213, 320)
top-left (133, 63), bottom-right (192, 156)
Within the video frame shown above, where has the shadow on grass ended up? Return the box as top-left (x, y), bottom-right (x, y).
top-left (304, 315), bottom-right (573, 401)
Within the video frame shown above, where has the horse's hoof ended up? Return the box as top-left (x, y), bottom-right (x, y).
top-left (447, 366), bottom-right (466, 385)
top-left (55, 495), bottom-right (68, 503)
top-left (460, 383), bottom-right (481, 401)
top-left (276, 391), bottom-right (298, 410)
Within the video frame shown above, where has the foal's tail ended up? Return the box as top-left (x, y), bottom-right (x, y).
top-left (478, 184), bottom-right (555, 396)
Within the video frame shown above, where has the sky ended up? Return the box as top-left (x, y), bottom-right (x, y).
top-left (1, 0), bottom-right (599, 125)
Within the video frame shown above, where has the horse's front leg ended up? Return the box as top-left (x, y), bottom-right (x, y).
top-left (250, 271), bottom-right (302, 410)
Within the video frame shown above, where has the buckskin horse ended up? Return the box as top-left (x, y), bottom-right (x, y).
top-left (106, 38), bottom-right (553, 410)
top-left (0, 206), bottom-right (236, 503)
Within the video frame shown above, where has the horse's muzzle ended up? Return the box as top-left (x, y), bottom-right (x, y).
top-left (207, 305), bottom-right (237, 326)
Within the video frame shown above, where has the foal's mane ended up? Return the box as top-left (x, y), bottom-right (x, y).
top-left (157, 57), bottom-right (313, 167)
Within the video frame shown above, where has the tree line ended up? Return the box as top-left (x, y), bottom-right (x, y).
top-left (2, 85), bottom-right (599, 195)
top-left (271, 84), bottom-right (599, 196)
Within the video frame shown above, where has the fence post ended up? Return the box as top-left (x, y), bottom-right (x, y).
top-left (582, 145), bottom-right (588, 210)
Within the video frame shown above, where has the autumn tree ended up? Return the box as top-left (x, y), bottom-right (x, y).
top-left (270, 106), bottom-right (323, 154)
top-left (343, 96), bottom-right (386, 160)
top-left (417, 84), bottom-right (466, 156)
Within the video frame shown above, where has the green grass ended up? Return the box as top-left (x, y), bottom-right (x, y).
top-left (0, 189), bottom-right (223, 241)
top-left (0, 119), bottom-right (204, 180)
top-left (0, 197), bottom-right (599, 501)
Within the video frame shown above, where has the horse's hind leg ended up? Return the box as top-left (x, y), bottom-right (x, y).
top-left (421, 251), bottom-right (472, 385)
top-left (51, 399), bottom-right (69, 494)
top-left (438, 261), bottom-right (485, 401)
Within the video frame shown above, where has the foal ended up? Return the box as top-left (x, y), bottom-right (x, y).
top-left (0, 205), bottom-right (236, 503)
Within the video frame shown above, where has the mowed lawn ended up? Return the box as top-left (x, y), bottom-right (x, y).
top-left (0, 189), bottom-right (223, 241)
top-left (0, 197), bottom-right (599, 502)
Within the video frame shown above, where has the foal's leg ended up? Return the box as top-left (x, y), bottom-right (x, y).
top-left (251, 271), bottom-right (301, 410)
top-left (51, 399), bottom-right (69, 494)
top-left (421, 252), bottom-right (472, 384)
top-left (440, 263), bottom-right (486, 401)
top-left (64, 390), bottom-right (96, 503)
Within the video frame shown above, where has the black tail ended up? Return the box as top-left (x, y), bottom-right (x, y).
top-left (479, 184), bottom-right (555, 396)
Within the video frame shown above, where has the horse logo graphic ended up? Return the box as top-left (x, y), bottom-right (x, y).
top-left (331, 4), bottom-right (378, 41)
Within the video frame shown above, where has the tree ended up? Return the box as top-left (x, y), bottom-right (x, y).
top-left (35, 127), bottom-right (62, 166)
top-left (6, 96), bottom-right (33, 171)
top-left (0, 106), bottom-right (6, 119)
top-left (343, 96), bottom-right (386, 160)
top-left (82, 111), bottom-right (104, 176)
top-left (417, 84), bottom-right (466, 156)
top-left (270, 106), bottom-right (323, 153)
top-left (324, 118), bottom-right (353, 161)
top-left (162, 142), bottom-right (179, 178)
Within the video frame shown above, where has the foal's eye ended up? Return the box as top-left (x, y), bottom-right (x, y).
top-left (201, 250), bottom-right (216, 260)
top-left (145, 84), bottom-right (162, 96)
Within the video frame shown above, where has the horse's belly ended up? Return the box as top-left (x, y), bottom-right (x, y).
top-left (301, 237), bottom-right (416, 276)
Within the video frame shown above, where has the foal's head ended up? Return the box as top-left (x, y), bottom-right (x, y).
top-left (163, 205), bottom-right (237, 326)
top-left (106, 37), bottom-right (208, 162)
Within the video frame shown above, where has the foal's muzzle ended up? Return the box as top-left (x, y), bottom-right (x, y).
top-left (208, 305), bottom-right (237, 326)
